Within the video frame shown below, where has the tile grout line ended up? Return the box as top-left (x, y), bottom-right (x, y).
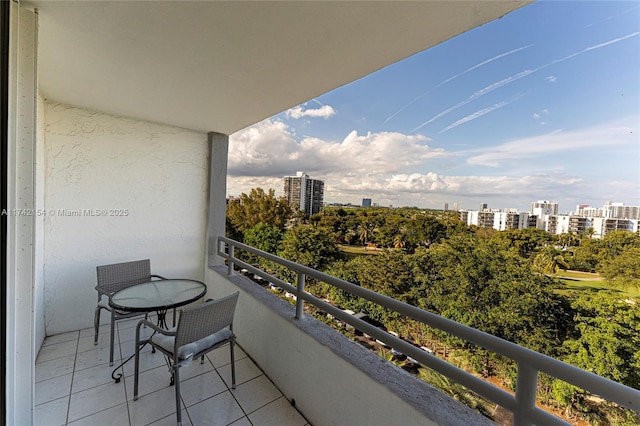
top-left (64, 330), bottom-right (80, 426)
top-left (237, 352), bottom-right (313, 426)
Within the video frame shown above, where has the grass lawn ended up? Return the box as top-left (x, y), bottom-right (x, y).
top-left (554, 270), bottom-right (600, 280)
top-left (552, 270), bottom-right (640, 298)
top-left (338, 244), bottom-right (381, 257)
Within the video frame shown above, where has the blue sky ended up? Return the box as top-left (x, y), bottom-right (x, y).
top-left (228, 1), bottom-right (639, 213)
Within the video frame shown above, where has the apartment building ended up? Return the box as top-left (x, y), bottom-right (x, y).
top-left (284, 172), bottom-right (325, 216)
top-left (575, 201), bottom-right (640, 220)
top-left (530, 200), bottom-right (558, 216)
top-left (461, 200), bottom-right (639, 237)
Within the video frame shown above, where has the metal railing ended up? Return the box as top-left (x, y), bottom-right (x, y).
top-left (217, 236), bottom-right (640, 426)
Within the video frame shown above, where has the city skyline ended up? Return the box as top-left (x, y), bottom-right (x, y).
top-left (226, 1), bottom-right (639, 211)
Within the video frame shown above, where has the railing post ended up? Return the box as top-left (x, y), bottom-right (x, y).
top-left (227, 243), bottom-right (234, 275)
top-left (295, 272), bottom-right (305, 319)
top-left (513, 362), bottom-right (538, 426)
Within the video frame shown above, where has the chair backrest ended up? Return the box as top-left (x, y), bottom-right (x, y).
top-left (176, 292), bottom-right (239, 348)
top-left (96, 259), bottom-right (152, 294)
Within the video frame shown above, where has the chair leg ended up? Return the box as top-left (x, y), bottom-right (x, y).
top-left (174, 366), bottom-right (182, 426)
top-left (94, 307), bottom-right (101, 345)
top-left (230, 339), bottom-right (236, 389)
top-left (109, 313), bottom-right (116, 366)
top-left (133, 322), bottom-right (143, 401)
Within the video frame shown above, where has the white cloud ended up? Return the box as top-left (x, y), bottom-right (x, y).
top-left (228, 119), bottom-right (446, 178)
top-left (286, 104), bottom-right (336, 119)
top-left (227, 120), bottom-right (300, 177)
top-left (546, 75), bottom-right (557, 83)
top-left (532, 113), bottom-right (541, 120)
top-left (227, 118), bottom-right (639, 210)
top-left (306, 171), bottom-right (593, 210)
top-left (466, 119), bottom-right (638, 167)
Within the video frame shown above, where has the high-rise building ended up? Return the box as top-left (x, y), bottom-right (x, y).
top-left (284, 171), bottom-right (325, 216)
top-left (530, 200), bottom-right (558, 216)
top-left (362, 198), bottom-right (372, 207)
top-left (603, 201), bottom-right (640, 220)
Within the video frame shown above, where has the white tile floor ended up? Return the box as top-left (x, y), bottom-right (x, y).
top-left (35, 316), bottom-right (310, 426)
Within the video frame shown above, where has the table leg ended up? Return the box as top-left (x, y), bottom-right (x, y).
top-left (156, 309), bottom-right (168, 329)
top-left (111, 309), bottom-right (174, 382)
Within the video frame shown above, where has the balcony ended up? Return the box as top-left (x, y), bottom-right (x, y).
top-left (33, 243), bottom-right (640, 426)
top-left (35, 262), bottom-right (496, 426)
top-left (36, 318), bottom-right (308, 426)
top-left (6, 2), bottom-right (638, 425)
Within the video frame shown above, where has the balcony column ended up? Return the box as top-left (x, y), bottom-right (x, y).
top-left (5, 3), bottom-right (38, 425)
top-left (205, 131), bottom-right (229, 269)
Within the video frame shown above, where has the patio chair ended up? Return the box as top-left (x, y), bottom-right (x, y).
top-left (94, 259), bottom-right (166, 366)
top-left (133, 292), bottom-right (240, 426)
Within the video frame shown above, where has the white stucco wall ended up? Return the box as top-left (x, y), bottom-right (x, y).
top-left (42, 101), bottom-right (209, 334)
top-left (35, 94), bottom-right (46, 348)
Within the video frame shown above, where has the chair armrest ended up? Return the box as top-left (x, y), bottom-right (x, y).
top-left (151, 274), bottom-right (167, 280)
top-left (95, 286), bottom-right (111, 297)
top-left (137, 319), bottom-right (175, 336)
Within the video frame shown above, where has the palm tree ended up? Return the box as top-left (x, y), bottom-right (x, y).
top-left (393, 234), bottom-right (406, 250)
top-left (417, 368), bottom-right (494, 419)
top-left (358, 224), bottom-right (369, 246)
top-left (534, 246), bottom-right (569, 274)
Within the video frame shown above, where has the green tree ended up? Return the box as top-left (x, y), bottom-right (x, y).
top-left (491, 228), bottom-right (552, 259)
top-left (243, 223), bottom-right (284, 270)
top-left (226, 188), bottom-right (292, 235)
top-left (597, 231), bottom-right (640, 267)
top-left (556, 232), bottom-right (579, 250)
top-left (412, 235), bottom-right (572, 372)
top-left (599, 246), bottom-right (640, 283)
top-left (278, 225), bottom-right (342, 272)
top-left (567, 238), bottom-right (600, 272)
top-left (393, 234), bottom-right (406, 250)
top-left (418, 368), bottom-right (494, 420)
top-left (561, 291), bottom-right (640, 390)
top-left (533, 246), bottom-right (569, 274)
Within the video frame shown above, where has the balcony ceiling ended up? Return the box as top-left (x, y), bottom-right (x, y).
top-left (26, 1), bottom-right (529, 134)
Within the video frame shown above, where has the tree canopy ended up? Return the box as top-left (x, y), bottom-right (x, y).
top-left (225, 189), bottom-right (640, 423)
top-left (226, 188), bottom-right (292, 235)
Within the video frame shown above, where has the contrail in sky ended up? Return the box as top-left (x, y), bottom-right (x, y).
top-left (585, 5), bottom-right (639, 28)
top-left (440, 94), bottom-right (525, 133)
top-left (411, 32), bottom-right (639, 133)
top-left (435, 44), bottom-right (534, 88)
top-left (411, 70), bottom-right (533, 133)
top-left (383, 45), bottom-right (533, 124)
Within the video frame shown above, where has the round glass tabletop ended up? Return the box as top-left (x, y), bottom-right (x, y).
top-left (109, 279), bottom-right (207, 312)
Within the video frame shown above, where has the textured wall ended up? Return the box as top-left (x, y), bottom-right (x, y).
top-left (43, 101), bottom-right (209, 334)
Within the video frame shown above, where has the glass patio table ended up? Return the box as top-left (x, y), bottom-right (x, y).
top-left (109, 279), bottom-right (207, 382)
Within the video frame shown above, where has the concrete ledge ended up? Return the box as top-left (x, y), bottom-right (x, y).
top-left (206, 265), bottom-right (494, 426)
